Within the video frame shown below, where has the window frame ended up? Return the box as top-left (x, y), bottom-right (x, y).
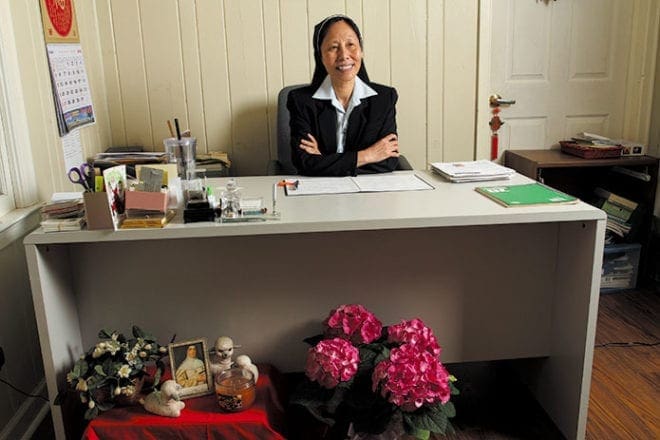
top-left (0, 0), bottom-right (39, 218)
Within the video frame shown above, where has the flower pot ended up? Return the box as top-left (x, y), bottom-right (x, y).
top-left (92, 376), bottom-right (145, 406)
top-left (347, 413), bottom-right (413, 440)
top-left (115, 376), bottom-right (145, 406)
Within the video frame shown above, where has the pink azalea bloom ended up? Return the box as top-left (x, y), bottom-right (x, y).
top-left (324, 304), bottom-right (383, 344)
top-left (387, 318), bottom-right (441, 357)
top-left (305, 338), bottom-right (360, 389)
top-left (372, 344), bottom-right (451, 411)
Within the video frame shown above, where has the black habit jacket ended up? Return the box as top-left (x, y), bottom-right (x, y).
top-left (287, 82), bottom-right (399, 176)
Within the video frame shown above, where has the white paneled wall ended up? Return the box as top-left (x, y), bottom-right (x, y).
top-left (95, 0), bottom-right (478, 176)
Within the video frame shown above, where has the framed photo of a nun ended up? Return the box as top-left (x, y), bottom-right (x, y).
top-left (168, 338), bottom-right (212, 399)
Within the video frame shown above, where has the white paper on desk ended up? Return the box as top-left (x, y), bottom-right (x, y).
top-left (354, 173), bottom-right (433, 192)
top-left (285, 177), bottom-right (360, 196)
top-left (431, 160), bottom-right (514, 176)
top-left (50, 191), bottom-right (84, 202)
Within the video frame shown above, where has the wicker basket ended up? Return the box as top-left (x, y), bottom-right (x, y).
top-left (560, 141), bottom-right (623, 159)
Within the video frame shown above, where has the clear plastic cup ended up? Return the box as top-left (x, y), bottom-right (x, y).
top-left (164, 137), bottom-right (196, 180)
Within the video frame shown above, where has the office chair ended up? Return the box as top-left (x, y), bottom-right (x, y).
top-left (267, 84), bottom-right (412, 175)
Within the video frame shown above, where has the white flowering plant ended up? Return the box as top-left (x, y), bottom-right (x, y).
top-left (62, 326), bottom-right (167, 419)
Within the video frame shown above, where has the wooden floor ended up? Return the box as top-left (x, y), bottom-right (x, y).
top-left (436, 288), bottom-right (660, 440)
top-left (586, 289), bottom-right (660, 440)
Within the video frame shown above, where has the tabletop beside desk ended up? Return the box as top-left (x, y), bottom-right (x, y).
top-left (25, 170), bottom-right (605, 439)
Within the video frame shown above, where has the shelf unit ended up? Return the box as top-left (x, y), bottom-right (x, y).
top-left (505, 149), bottom-right (659, 288)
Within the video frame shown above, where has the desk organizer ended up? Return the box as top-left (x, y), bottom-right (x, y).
top-left (83, 192), bottom-right (114, 230)
top-left (601, 243), bottom-right (641, 293)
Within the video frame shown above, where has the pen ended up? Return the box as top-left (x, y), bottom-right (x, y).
top-left (272, 183), bottom-right (277, 214)
top-left (174, 118), bottom-right (182, 140)
top-left (167, 120), bottom-right (175, 138)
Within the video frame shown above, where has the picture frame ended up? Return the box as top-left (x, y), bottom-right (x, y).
top-left (168, 338), bottom-right (212, 399)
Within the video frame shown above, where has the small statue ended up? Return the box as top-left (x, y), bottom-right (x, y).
top-left (140, 380), bottom-right (185, 417)
top-left (236, 354), bottom-right (259, 384)
top-left (209, 336), bottom-right (240, 375)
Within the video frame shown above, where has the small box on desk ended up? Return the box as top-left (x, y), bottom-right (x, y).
top-left (125, 190), bottom-right (168, 212)
top-left (83, 192), bottom-right (114, 230)
top-left (601, 243), bottom-right (641, 293)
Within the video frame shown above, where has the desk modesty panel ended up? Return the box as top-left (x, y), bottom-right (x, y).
top-left (25, 171), bottom-right (606, 440)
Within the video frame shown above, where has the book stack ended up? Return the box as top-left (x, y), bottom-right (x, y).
top-left (40, 197), bottom-right (86, 232)
top-left (430, 160), bottom-right (515, 182)
top-left (594, 188), bottom-right (638, 243)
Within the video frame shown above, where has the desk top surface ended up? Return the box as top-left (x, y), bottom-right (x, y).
top-left (25, 170), bottom-right (605, 245)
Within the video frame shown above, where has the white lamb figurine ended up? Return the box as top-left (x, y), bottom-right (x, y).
top-left (236, 354), bottom-right (259, 384)
top-left (210, 336), bottom-right (239, 376)
top-left (141, 380), bottom-right (185, 417)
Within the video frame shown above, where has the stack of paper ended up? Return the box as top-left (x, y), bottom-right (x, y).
top-left (430, 160), bottom-right (515, 182)
top-left (40, 194), bottom-right (86, 232)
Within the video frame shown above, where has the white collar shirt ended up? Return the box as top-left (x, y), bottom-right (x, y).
top-left (312, 75), bottom-right (377, 153)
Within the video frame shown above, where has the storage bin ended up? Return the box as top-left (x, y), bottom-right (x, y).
top-left (601, 243), bottom-right (641, 293)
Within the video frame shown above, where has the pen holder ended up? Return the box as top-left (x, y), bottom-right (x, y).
top-left (83, 192), bottom-right (114, 230)
top-left (164, 137), bottom-right (196, 180)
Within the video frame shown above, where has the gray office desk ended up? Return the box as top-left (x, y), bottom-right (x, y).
top-left (24, 171), bottom-right (605, 439)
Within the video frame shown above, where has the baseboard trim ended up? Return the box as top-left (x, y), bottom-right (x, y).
top-left (0, 379), bottom-right (49, 440)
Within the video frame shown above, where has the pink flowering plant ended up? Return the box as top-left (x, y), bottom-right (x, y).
top-left (291, 305), bottom-right (459, 439)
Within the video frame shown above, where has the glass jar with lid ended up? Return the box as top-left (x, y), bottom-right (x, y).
top-left (214, 366), bottom-right (256, 412)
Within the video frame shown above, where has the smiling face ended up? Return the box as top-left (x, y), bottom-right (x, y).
top-left (320, 20), bottom-right (363, 87)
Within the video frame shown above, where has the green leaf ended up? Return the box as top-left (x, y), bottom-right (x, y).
top-left (98, 329), bottom-right (114, 339)
top-left (403, 405), bottom-right (448, 435)
top-left (132, 326), bottom-right (145, 338)
top-left (450, 380), bottom-right (460, 395)
top-left (443, 401), bottom-right (456, 418)
top-left (325, 386), bottom-right (348, 414)
top-left (96, 400), bottom-right (115, 412)
top-left (304, 405), bottom-right (336, 426)
top-left (153, 367), bottom-right (162, 387)
top-left (87, 377), bottom-right (108, 390)
top-left (73, 359), bottom-right (88, 377)
top-left (403, 424), bottom-right (430, 440)
top-left (358, 343), bottom-right (390, 373)
top-left (94, 365), bottom-right (106, 376)
top-left (84, 406), bottom-right (99, 420)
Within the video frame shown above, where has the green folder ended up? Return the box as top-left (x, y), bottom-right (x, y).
top-left (475, 183), bottom-right (578, 207)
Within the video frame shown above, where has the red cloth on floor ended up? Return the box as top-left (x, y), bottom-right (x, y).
top-left (83, 364), bottom-right (286, 440)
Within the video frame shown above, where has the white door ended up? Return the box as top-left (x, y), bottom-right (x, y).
top-left (476, 0), bottom-right (634, 160)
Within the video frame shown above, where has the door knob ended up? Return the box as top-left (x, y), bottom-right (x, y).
top-left (489, 94), bottom-right (516, 107)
